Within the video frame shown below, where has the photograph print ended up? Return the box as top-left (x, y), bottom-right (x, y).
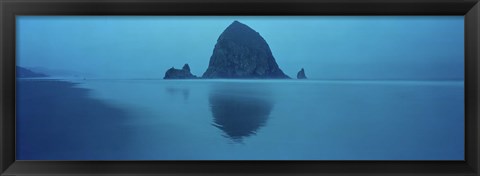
top-left (16, 16), bottom-right (464, 160)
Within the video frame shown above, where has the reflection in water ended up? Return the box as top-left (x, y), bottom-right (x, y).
top-left (166, 87), bottom-right (190, 100)
top-left (209, 84), bottom-right (273, 141)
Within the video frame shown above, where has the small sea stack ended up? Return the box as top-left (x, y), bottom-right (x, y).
top-left (297, 68), bottom-right (307, 79)
top-left (163, 64), bottom-right (198, 79)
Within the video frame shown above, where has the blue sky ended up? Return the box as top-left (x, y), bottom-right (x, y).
top-left (17, 16), bottom-right (464, 80)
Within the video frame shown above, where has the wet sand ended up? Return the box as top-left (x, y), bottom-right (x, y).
top-left (16, 79), bottom-right (131, 160)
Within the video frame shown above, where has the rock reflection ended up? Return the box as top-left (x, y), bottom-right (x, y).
top-left (209, 84), bottom-right (273, 141)
top-left (166, 87), bottom-right (190, 100)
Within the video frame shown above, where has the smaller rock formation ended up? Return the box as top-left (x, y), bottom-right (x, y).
top-left (163, 64), bottom-right (198, 79)
top-left (297, 68), bottom-right (307, 79)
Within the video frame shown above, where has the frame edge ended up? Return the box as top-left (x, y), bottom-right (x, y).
top-left (1, 0), bottom-right (16, 174)
top-left (1, 0), bottom-right (480, 175)
top-left (465, 1), bottom-right (480, 174)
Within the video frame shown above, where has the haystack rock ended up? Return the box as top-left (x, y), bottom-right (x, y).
top-left (202, 21), bottom-right (290, 79)
top-left (163, 64), bottom-right (198, 79)
top-left (297, 68), bottom-right (307, 79)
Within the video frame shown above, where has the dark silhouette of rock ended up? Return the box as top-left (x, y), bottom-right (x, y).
top-left (163, 64), bottom-right (198, 79)
top-left (297, 68), bottom-right (307, 79)
top-left (182, 64), bottom-right (191, 72)
top-left (17, 66), bottom-right (48, 78)
top-left (202, 21), bottom-right (290, 79)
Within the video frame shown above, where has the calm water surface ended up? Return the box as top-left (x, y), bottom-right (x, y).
top-left (16, 79), bottom-right (464, 160)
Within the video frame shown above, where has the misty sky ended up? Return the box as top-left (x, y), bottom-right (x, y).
top-left (17, 16), bottom-right (464, 80)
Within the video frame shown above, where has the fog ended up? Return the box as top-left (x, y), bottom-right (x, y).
top-left (17, 16), bottom-right (464, 80)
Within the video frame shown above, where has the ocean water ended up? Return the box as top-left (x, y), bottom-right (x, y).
top-left (16, 79), bottom-right (464, 160)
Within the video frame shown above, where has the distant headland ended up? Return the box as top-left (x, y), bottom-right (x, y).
top-left (17, 66), bottom-right (48, 78)
top-left (164, 21), bottom-right (305, 79)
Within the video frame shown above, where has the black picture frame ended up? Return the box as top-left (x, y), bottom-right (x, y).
top-left (1, 0), bottom-right (479, 175)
